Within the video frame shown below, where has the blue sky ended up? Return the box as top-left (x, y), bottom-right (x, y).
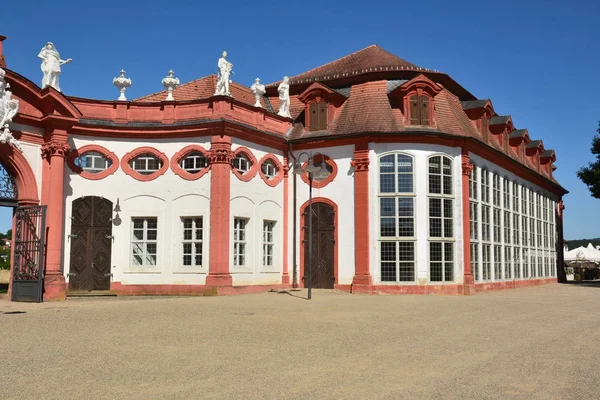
top-left (1, 0), bottom-right (599, 239)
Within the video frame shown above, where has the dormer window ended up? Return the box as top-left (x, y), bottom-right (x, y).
top-left (409, 95), bottom-right (431, 126)
top-left (309, 101), bottom-right (328, 131)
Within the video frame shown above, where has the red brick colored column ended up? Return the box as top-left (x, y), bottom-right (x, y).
top-left (41, 132), bottom-right (70, 300)
top-left (351, 142), bottom-right (372, 292)
top-left (461, 150), bottom-right (474, 294)
top-left (282, 152), bottom-right (290, 285)
top-left (206, 135), bottom-right (233, 287)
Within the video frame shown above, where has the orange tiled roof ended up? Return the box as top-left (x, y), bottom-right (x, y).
top-left (135, 75), bottom-right (266, 108)
top-left (268, 45), bottom-right (422, 86)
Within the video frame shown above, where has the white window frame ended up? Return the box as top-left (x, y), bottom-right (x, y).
top-left (129, 153), bottom-right (162, 175)
top-left (181, 217), bottom-right (204, 269)
top-left (378, 152), bottom-right (417, 283)
top-left (75, 151), bottom-right (111, 173)
top-left (261, 160), bottom-right (278, 180)
top-left (427, 154), bottom-right (454, 283)
top-left (233, 217), bottom-right (250, 269)
top-left (180, 152), bottom-right (207, 174)
top-left (130, 217), bottom-right (158, 268)
top-left (232, 153), bottom-right (251, 174)
top-left (262, 220), bottom-right (276, 268)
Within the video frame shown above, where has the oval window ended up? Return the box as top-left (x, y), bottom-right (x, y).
top-left (75, 151), bottom-right (112, 174)
top-left (129, 153), bottom-right (163, 175)
top-left (261, 160), bottom-right (278, 179)
top-left (232, 153), bottom-right (252, 174)
top-left (180, 152), bottom-right (207, 173)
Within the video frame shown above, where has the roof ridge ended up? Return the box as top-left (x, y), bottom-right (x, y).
top-left (287, 44), bottom-right (382, 81)
top-left (135, 74), bottom-right (216, 101)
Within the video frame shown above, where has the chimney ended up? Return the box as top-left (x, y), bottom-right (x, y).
top-left (0, 35), bottom-right (6, 67)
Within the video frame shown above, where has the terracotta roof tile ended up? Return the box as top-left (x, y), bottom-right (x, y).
top-left (435, 90), bottom-right (478, 137)
top-left (267, 45), bottom-right (421, 86)
top-left (135, 74), bottom-right (266, 108)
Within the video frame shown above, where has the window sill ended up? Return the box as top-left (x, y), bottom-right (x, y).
top-left (123, 269), bottom-right (162, 274)
top-left (172, 269), bottom-right (207, 274)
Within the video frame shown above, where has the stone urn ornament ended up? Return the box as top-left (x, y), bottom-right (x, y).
top-left (113, 70), bottom-right (132, 101)
top-left (162, 70), bottom-right (180, 101)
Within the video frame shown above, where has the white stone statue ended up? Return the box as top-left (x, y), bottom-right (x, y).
top-left (38, 42), bottom-right (72, 92)
top-left (113, 70), bottom-right (132, 101)
top-left (277, 76), bottom-right (291, 118)
top-left (250, 78), bottom-right (265, 108)
top-left (214, 51), bottom-right (233, 96)
top-left (0, 68), bottom-right (23, 152)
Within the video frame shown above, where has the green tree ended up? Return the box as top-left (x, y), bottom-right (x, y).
top-left (0, 246), bottom-right (10, 270)
top-left (6, 229), bottom-right (11, 240)
top-left (577, 122), bottom-right (600, 198)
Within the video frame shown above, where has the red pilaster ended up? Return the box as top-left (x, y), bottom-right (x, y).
top-left (0, 35), bottom-right (7, 67)
top-left (41, 132), bottom-right (70, 301)
top-left (461, 149), bottom-right (474, 294)
top-left (206, 135), bottom-right (233, 287)
top-left (282, 152), bottom-right (290, 284)
top-left (351, 142), bottom-right (372, 292)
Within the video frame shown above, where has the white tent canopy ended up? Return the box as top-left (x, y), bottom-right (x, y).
top-left (565, 243), bottom-right (600, 262)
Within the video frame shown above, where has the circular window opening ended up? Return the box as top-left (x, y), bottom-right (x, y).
top-left (261, 160), bottom-right (279, 180)
top-left (129, 153), bottom-right (163, 176)
top-left (75, 151), bottom-right (112, 174)
top-left (232, 153), bottom-right (252, 174)
top-left (180, 152), bottom-right (207, 174)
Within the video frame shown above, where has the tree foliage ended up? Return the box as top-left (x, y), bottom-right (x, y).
top-left (577, 122), bottom-right (600, 199)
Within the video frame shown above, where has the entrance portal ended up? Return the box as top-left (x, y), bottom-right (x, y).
top-left (303, 202), bottom-right (336, 289)
top-left (68, 196), bottom-right (113, 291)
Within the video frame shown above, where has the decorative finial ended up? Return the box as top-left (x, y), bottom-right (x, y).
top-left (162, 70), bottom-right (180, 101)
top-left (113, 69), bottom-right (132, 101)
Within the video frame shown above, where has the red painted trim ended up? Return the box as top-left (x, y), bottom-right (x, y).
top-left (298, 197), bottom-right (338, 288)
top-left (170, 144), bottom-right (210, 181)
top-left (231, 146), bottom-right (258, 182)
top-left (292, 135), bottom-right (565, 196)
top-left (41, 132), bottom-right (69, 301)
top-left (471, 278), bottom-right (556, 293)
top-left (110, 282), bottom-right (291, 296)
top-left (351, 142), bottom-right (372, 287)
top-left (206, 136), bottom-right (233, 287)
top-left (461, 150), bottom-right (474, 290)
top-left (300, 154), bottom-right (338, 188)
top-left (11, 130), bottom-right (45, 145)
top-left (66, 144), bottom-right (119, 180)
top-left (121, 146), bottom-right (169, 182)
top-left (258, 153), bottom-right (284, 187)
top-left (282, 153), bottom-right (290, 284)
top-left (0, 143), bottom-right (40, 205)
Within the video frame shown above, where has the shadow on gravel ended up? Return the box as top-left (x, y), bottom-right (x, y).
top-left (274, 290), bottom-right (307, 300)
top-left (562, 280), bottom-right (600, 288)
top-left (1, 311), bottom-right (26, 315)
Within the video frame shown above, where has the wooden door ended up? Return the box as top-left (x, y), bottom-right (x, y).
top-left (68, 196), bottom-right (113, 291)
top-left (304, 202), bottom-right (335, 289)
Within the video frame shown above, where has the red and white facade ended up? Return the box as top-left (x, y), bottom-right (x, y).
top-left (0, 39), bottom-right (567, 300)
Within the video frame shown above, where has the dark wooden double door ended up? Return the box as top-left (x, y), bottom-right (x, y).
top-left (303, 202), bottom-right (335, 289)
top-left (68, 196), bottom-right (113, 291)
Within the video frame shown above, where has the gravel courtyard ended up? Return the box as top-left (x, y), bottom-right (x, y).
top-left (1, 283), bottom-right (599, 400)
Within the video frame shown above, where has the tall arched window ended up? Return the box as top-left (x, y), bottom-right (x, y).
top-left (378, 153), bottom-right (415, 283)
top-left (469, 165), bottom-right (479, 281)
top-left (428, 155), bottom-right (454, 282)
top-left (480, 168), bottom-right (491, 280)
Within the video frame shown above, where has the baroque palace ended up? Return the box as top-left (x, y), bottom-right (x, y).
top-left (0, 36), bottom-right (566, 301)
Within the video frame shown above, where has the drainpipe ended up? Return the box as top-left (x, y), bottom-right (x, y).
top-left (290, 143), bottom-right (298, 288)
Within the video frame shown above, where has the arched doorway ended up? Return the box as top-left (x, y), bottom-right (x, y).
top-left (0, 156), bottom-right (45, 302)
top-left (300, 198), bottom-right (337, 289)
top-left (68, 196), bottom-right (113, 292)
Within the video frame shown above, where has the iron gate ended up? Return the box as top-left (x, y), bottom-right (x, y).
top-left (12, 205), bottom-right (47, 302)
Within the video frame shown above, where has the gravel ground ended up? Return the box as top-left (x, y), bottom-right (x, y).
top-left (0, 283), bottom-right (599, 400)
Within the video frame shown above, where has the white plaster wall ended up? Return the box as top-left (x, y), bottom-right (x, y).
top-left (291, 145), bottom-right (355, 286)
top-left (230, 138), bottom-right (284, 285)
top-left (11, 123), bottom-right (44, 200)
top-left (63, 136), bottom-right (212, 286)
top-left (369, 143), bottom-right (464, 284)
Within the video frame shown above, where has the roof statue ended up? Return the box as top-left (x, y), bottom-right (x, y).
top-left (277, 76), bottom-right (291, 118)
top-left (0, 67), bottom-right (22, 152)
top-left (38, 42), bottom-right (72, 92)
top-left (214, 51), bottom-right (233, 96)
top-left (250, 78), bottom-right (265, 108)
